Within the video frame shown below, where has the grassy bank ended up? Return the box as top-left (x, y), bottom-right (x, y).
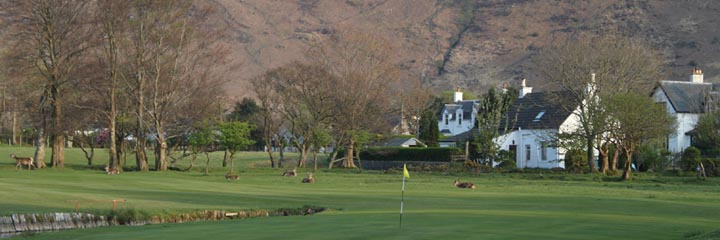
top-left (1, 147), bottom-right (719, 239)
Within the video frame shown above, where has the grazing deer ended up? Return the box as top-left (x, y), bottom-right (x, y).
top-left (104, 165), bottom-right (121, 174)
top-left (11, 153), bottom-right (34, 170)
top-left (302, 173), bottom-right (315, 183)
top-left (453, 179), bottom-right (476, 189)
top-left (282, 167), bottom-right (297, 177)
top-left (225, 172), bottom-right (239, 180)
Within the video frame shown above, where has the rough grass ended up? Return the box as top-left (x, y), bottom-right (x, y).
top-left (1, 146), bottom-right (719, 239)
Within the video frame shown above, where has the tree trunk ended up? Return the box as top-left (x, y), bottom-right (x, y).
top-left (266, 141), bottom-right (276, 168)
top-left (78, 140), bottom-right (94, 166)
top-left (186, 153), bottom-right (197, 171)
top-left (50, 84), bottom-right (65, 168)
top-left (698, 162), bottom-right (707, 180)
top-left (204, 152), bottom-right (211, 175)
top-left (622, 148), bottom-right (633, 180)
top-left (108, 96), bottom-right (118, 169)
top-left (586, 138), bottom-right (596, 173)
top-left (135, 131), bottom-right (149, 171)
top-left (313, 150), bottom-right (318, 172)
top-left (278, 141), bottom-right (285, 168)
top-left (327, 148), bottom-right (339, 169)
top-left (222, 149), bottom-right (228, 167)
top-left (610, 145), bottom-right (619, 173)
top-left (356, 146), bottom-right (362, 171)
top-left (229, 152), bottom-right (235, 174)
top-left (12, 111), bottom-right (17, 145)
top-left (155, 138), bottom-right (168, 171)
top-left (297, 143), bottom-right (307, 168)
top-left (33, 128), bottom-right (47, 168)
top-left (116, 133), bottom-right (125, 168)
top-left (343, 138), bottom-right (356, 168)
top-left (51, 134), bottom-right (65, 168)
top-left (599, 143), bottom-right (609, 174)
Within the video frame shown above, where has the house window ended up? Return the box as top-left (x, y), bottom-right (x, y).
top-left (525, 144), bottom-right (531, 161)
top-left (541, 142), bottom-right (548, 161)
top-left (458, 113), bottom-right (462, 125)
top-left (445, 115), bottom-right (449, 125)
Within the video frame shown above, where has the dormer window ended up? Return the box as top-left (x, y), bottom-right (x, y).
top-left (458, 113), bottom-right (462, 125)
top-left (533, 111), bottom-right (545, 122)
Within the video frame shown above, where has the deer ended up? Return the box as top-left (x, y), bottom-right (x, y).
top-left (225, 172), bottom-right (239, 180)
top-left (302, 172), bottom-right (315, 183)
top-left (11, 153), bottom-right (34, 170)
top-left (104, 165), bottom-right (121, 174)
top-left (282, 167), bottom-right (297, 177)
top-left (453, 179), bottom-right (476, 189)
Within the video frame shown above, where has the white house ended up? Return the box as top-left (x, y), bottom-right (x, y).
top-left (438, 88), bottom-right (480, 136)
top-left (653, 68), bottom-right (719, 153)
top-left (494, 80), bottom-right (581, 169)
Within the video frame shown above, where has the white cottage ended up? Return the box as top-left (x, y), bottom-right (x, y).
top-left (438, 89), bottom-right (480, 136)
top-left (494, 80), bottom-right (580, 169)
top-left (653, 68), bottom-right (719, 153)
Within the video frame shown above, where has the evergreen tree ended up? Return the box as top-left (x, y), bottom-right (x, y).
top-left (418, 110), bottom-right (439, 147)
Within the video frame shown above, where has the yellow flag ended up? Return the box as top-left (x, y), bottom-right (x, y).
top-left (403, 164), bottom-right (410, 179)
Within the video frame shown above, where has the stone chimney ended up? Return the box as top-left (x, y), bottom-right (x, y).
top-left (691, 68), bottom-right (704, 83)
top-left (519, 78), bottom-right (533, 98)
top-left (453, 87), bottom-right (463, 102)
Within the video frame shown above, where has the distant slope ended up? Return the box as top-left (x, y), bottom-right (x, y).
top-left (85, 0), bottom-right (720, 99)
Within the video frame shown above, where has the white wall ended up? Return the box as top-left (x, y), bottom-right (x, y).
top-left (674, 113), bottom-right (699, 152)
top-left (653, 87), bottom-right (698, 153)
top-left (496, 129), bottom-right (565, 169)
top-left (438, 107), bottom-right (475, 136)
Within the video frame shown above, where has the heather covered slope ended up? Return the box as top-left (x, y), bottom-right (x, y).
top-left (212, 0), bottom-right (720, 98)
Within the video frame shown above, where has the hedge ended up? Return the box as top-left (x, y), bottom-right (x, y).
top-left (353, 147), bottom-right (463, 162)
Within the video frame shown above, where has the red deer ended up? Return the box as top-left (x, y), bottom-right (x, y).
top-left (282, 167), bottom-right (297, 177)
top-left (11, 153), bottom-right (34, 170)
top-left (453, 179), bottom-right (476, 189)
top-left (302, 173), bottom-right (315, 183)
top-left (225, 172), bottom-right (239, 180)
top-left (104, 165), bottom-right (121, 174)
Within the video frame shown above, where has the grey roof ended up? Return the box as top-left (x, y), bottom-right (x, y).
top-left (438, 100), bottom-right (479, 120)
top-left (499, 91), bottom-right (575, 132)
top-left (382, 137), bottom-right (423, 147)
top-left (657, 81), bottom-right (720, 113)
top-left (439, 128), bottom-right (479, 143)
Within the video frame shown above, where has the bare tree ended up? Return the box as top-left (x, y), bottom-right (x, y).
top-left (310, 29), bottom-right (400, 168)
top-left (3, 0), bottom-right (92, 168)
top-left (269, 62), bottom-right (335, 168)
top-left (122, 1), bottom-right (227, 171)
top-left (535, 34), bottom-right (664, 173)
top-left (93, 0), bottom-right (130, 169)
top-left (250, 71), bottom-right (285, 168)
top-left (398, 79), bottom-right (435, 136)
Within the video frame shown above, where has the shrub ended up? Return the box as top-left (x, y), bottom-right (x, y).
top-left (680, 147), bottom-right (702, 171)
top-left (565, 149), bottom-right (587, 173)
top-left (496, 159), bottom-right (516, 170)
top-left (358, 147), bottom-right (463, 162)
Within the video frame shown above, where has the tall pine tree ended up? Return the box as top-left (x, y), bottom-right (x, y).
top-left (418, 110), bottom-right (439, 147)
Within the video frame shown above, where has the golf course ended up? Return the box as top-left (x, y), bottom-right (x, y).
top-left (1, 146), bottom-right (719, 239)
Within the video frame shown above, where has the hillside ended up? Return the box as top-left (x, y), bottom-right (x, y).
top-left (214, 0), bottom-right (720, 99)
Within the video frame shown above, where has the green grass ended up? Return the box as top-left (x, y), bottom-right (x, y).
top-left (1, 146), bottom-right (720, 239)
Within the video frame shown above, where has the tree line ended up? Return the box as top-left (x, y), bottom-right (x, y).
top-left (247, 29), bottom-right (435, 170)
top-left (1, 0), bottom-right (230, 171)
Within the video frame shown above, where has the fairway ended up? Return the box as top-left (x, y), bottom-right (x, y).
top-left (1, 147), bottom-right (719, 239)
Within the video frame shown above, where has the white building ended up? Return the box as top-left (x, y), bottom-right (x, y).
top-left (653, 68), bottom-right (719, 153)
top-left (494, 80), bottom-right (581, 169)
top-left (438, 88), bottom-right (480, 136)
